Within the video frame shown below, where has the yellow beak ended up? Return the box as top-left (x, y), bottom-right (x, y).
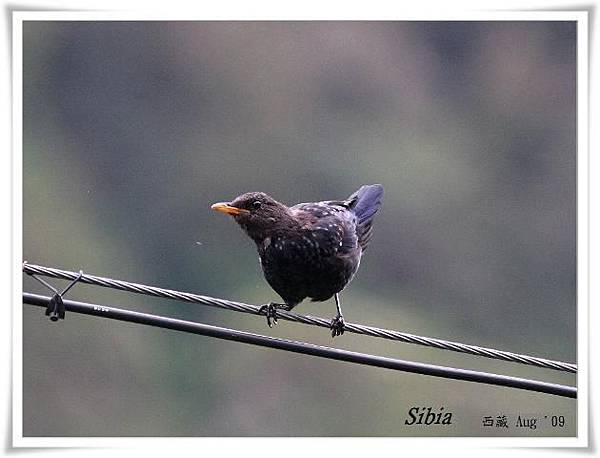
top-left (210, 202), bottom-right (250, 216)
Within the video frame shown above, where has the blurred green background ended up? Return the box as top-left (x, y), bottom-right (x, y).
top-left (22, 21), bottom-right (577, 436)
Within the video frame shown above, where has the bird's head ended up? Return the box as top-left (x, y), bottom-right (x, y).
top-left (211, 192), bottom-right (290, 243)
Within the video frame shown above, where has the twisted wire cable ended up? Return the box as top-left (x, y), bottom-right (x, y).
top-left (22, 262), bottom-right (577, 373)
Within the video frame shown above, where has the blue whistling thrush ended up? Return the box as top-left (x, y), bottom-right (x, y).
top-left (211, 184), bottom-right (384, 337)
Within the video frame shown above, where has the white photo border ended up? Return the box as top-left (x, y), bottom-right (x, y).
top-left (12, 9), bottom-right (589, 448)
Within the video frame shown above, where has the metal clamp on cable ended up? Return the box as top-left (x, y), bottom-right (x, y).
top-left (24, 262), bottom-right (83, 321)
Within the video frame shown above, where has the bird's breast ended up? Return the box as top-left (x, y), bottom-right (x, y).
top-left (258, 230), bottom-right (361, 303)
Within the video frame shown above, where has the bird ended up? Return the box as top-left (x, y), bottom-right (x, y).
top-left (210, 184), bottom-right (384, 337)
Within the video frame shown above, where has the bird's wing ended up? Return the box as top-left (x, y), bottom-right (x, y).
top-left (290, 203), bottom-right (359, 256)
top-left (290, 201), bottom-right (348, 217)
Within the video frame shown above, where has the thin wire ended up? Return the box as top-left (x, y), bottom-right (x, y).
top-left (29, 272), bottom-right (59, 294)
top-left (22, 292), bottom-right (577, 399)
top-left (22, 262), bottom-right (577, 373)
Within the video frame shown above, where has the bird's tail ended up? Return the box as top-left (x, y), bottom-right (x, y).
top-left (346, 184), bottom-right (384, 250)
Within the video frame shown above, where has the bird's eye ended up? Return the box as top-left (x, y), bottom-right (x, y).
top-left (252, 201), bottom-right (262, 210)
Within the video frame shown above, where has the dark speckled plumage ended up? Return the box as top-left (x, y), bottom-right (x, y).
top-left (211, 184), bottom-right (383, 336)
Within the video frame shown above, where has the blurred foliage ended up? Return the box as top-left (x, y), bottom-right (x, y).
top-left (23, 21), bottom-right (576, 436)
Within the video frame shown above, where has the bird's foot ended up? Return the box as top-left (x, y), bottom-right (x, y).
top-left (258, 302), bottom-right (282, 328)
top-left (330, 314), bottom-right (346, 338)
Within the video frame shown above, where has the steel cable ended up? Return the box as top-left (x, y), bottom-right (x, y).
top-left (22, 262), bottom-right (577, 373)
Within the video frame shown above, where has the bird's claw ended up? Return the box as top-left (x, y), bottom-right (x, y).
top-left (259, 303), bottom-right (279, 328)
top-left (330, 314), bottom-right (346, 337)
